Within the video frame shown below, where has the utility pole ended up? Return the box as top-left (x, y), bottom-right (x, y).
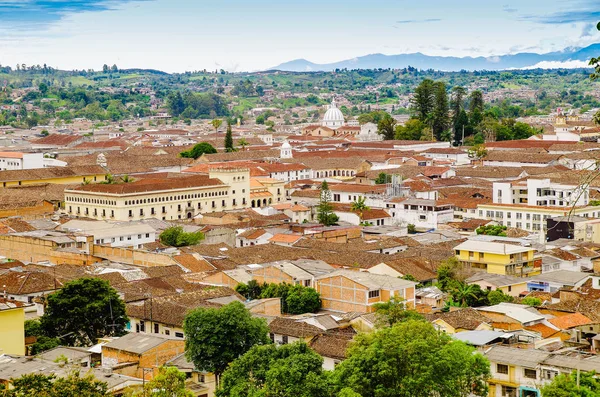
top-left (462, 125), bottom-right (465, 146)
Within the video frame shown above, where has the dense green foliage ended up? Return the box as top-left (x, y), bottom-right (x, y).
top-left (317, 181), bottom-right (339, 226)
top-left (183, 301), bottom-right (271, 379)
top-left (521, 297), bottom-right (542, 307)
top-left (236, 281), bottom-right (321, 314)
top-left (541, 371), bottom-right (600, 397)
top-left (372, 296), bottom-right (424, 326)
top-left (159, 226), bottom-right (204, 247)
top-left (180, 142), bottom-right (217, 159)
top-left (143, 366), bottom-right (194, 397)
top-left (40, 278), bottom-right (128, 346)
top-left (0, 65), bottom-right (596, 130)
top-left (2, 372), bottom-right (109, 397)
top-left (217, 342), bottom-right (329, 397)
top-left (24, 319), bottom-right (60, 355)
top-left (487, 290), bottom-right (515, 305)
top-left (332, 320), bottom-right (490, 397)
top-left (476, 224), bottom-right (508, 236)
top-left (215, 320), bottom-right (490, 397)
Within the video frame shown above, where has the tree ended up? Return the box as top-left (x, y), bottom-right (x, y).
top-left (541, 370), bottom-right (600, 397)
top-left (180, 142), bottom-right (217, 159)
top-left (159, 226), bottom-right (204, 247)
top-left (476, 224), bottom-right (507, 236)
top-left (224, 121), bottom-right (234, 152)
top-left (469, 90), bottom-right (484, 127)
top-left (316, 181), bottom-right (338, 226)
top-left (488, 290), bottom-right (514, 305)
top-left (521, 297), bottom-right (542, 307)
top-left (235, 280), bottom-right (263, 300)
top-left (40, 278), bottom-right (128, 347)
top-left (432, 81), bottom-right (450, 140)
top-left (145, 367), bottom-right (193, 397)
top-left (350, 196), bottom-right (370, 221)
top-left (257, 282), bottom-right (321, 314)
top-left (120, 175), bottom-right (134, 183)
top-left (377, 113), bottom-right (397, 140)
top-left (468, 144), bottom-right (487, 160)
top-left (286, 284), bottom-right (321, 314)
top-left (452, 283), bottom-right (479, 307)
top-left (450, 86), bottom-right (466, 126)
top-left (374, 172), bottom-right (390, 184)
top-left (453, 109), bottom-right (469, 144)
top-left (395, 118), bottom-right (427, 141)
top-left (217, 342), bottom-right (329, 397)
top-left (411, 79), bottom-right (436, 122)
top-left (211, 118), bottom-right (223, 133)
top-left (407, 223), bottom-right (417, 234)
top-left (332, 320), bottom-right (490, 397)
top-left (237, 138), bottom-right (249, 151)
top-left (166, 91), bottom-right (186, 117)
top-left (25, 319), bottom-right (60, 355)
top-left (372, 296), bottom-right (423, 327)
top-left (5, 372), bottom-right (110, 397)
top-left (183, 301), bottom-right (270, 384)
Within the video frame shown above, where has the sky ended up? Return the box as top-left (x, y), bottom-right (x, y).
top-left (0, 0), bottom-right (599, 72)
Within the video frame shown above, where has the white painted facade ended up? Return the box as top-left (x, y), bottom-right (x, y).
top-left (386, 199), bottom-right (454, 230)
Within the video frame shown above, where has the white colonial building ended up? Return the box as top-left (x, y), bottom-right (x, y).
top-left (64, 168), bottom-right (251, 222)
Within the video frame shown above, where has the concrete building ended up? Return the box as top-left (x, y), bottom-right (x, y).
top-left (0, 298), bottom-right (29, 355)
top-left (454, 240), bottom-right (539, 277)
top-left (58, 219), bottom-right (156, 249)
top-left (0, 152), bottom-right (44, 170)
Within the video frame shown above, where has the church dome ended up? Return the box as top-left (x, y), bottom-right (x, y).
top-left (322, 99), bottom-right (344, 129)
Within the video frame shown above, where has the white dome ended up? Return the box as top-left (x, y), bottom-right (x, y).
top-left (281, 141), bottom-right (291, 149)
top-left (321, 99), bottom-right (344, 129)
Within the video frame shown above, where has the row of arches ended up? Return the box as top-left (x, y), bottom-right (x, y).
top-left (315, 170), bottom-right (355, 178)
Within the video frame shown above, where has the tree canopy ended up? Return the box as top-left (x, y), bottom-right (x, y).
top-left (183, 301), bottom-right (270, 380)
top-left (40, 278), bottom-right (128, 346)
top-left (180, 142), bottom-right (217, 159)
top-left (541, 370), bottom-right (600, 397)
top-left (3, 371), bottom-right (109, 397)
top-left (332, 320), bottom-right (490, 397)
top-left (144, 366), bottom-right (194, 397)
top-left (159, 226), bottom-right (204, 247)
top-left (217, 342), bottom-right (329, 397)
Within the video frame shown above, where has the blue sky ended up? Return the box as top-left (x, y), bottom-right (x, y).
top-left (0, 0), bottom-right (598, 72)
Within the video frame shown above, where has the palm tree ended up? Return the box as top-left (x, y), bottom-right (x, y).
top-left (120, 175), bottom-right (134, 183)
top-left (102, 174), bottom-right (116, 184)
top-left (211, 119), bottom-right (223, 134)
top-left (351, 196), bottom-right (370, 222)
top-left (237, 138), bottom-right (249, 151)
top-left (453, 284), bottom-right (478, 307)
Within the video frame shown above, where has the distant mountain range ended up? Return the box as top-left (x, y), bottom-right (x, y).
top-left (270, 44), bottom-right (600, 72)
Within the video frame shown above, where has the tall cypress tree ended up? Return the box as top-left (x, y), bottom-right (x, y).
top-left (432, 81), bottom-right (450, 141)
top-left (410, 79), bottom-right (436, 122)
top-left (317, 181), bottom-right (338, 226)
top-left (224, 121), bottom-right (234, 152)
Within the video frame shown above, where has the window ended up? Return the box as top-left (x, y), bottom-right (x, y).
top-left (164, 329), bottom-right (170, 336)
top-left (269, 333), bottom-right (275, 342)
top-left (139, 320), bottom-right (145, 332)
top-left (154, 323), bottom-right (159, 334)
top-left (368, 290), bottom-right (380, 299)
top-left (524, 368), bottom-right (537, 379)
top-left (175, 332), bottom-right (184, 338)
top-left (282, 335), bottom-right (288, 344)
top-left (496, 364), bottom-right (509, 374)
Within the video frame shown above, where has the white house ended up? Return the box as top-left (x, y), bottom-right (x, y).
top-left (386, 198), bottom-right (454, 230)
top-left (57, 219), bottom-right (156, 249)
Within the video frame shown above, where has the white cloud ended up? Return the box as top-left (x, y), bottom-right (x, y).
top-left (521, 59), bottom-right (590, 69)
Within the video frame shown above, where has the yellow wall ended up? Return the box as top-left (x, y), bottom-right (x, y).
top-left (0, 307), bottom-right (25, 355)
top-left (456, 248), bottom-right (535, 277)
top-left (1, 173), bottom-right (106, 187)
